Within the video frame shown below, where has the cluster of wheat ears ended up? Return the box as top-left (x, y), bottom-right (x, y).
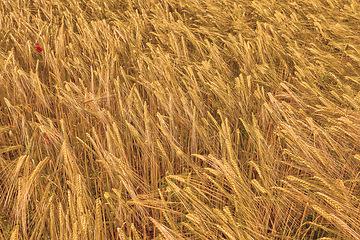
top-left (1, 0), bottom-right (360, 239)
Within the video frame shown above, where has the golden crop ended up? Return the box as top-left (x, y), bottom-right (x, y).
top-left (1, 0), bottom-right (360, 239)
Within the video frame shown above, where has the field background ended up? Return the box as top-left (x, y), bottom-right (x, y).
top-left (1, 0), bottom-right (360, 239)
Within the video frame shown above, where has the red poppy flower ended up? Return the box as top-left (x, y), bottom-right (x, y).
top-left (82, 5), bottom-right (86, 10)
top-left (35, 45), bottom-right (43, 53)
top-left (43, 131), bottom-right (60, 143)
top-left (44, 135), bottom-right (51, 142)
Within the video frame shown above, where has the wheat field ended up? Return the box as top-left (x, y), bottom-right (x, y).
top-left (1, 0), bottom-right (360, 239)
